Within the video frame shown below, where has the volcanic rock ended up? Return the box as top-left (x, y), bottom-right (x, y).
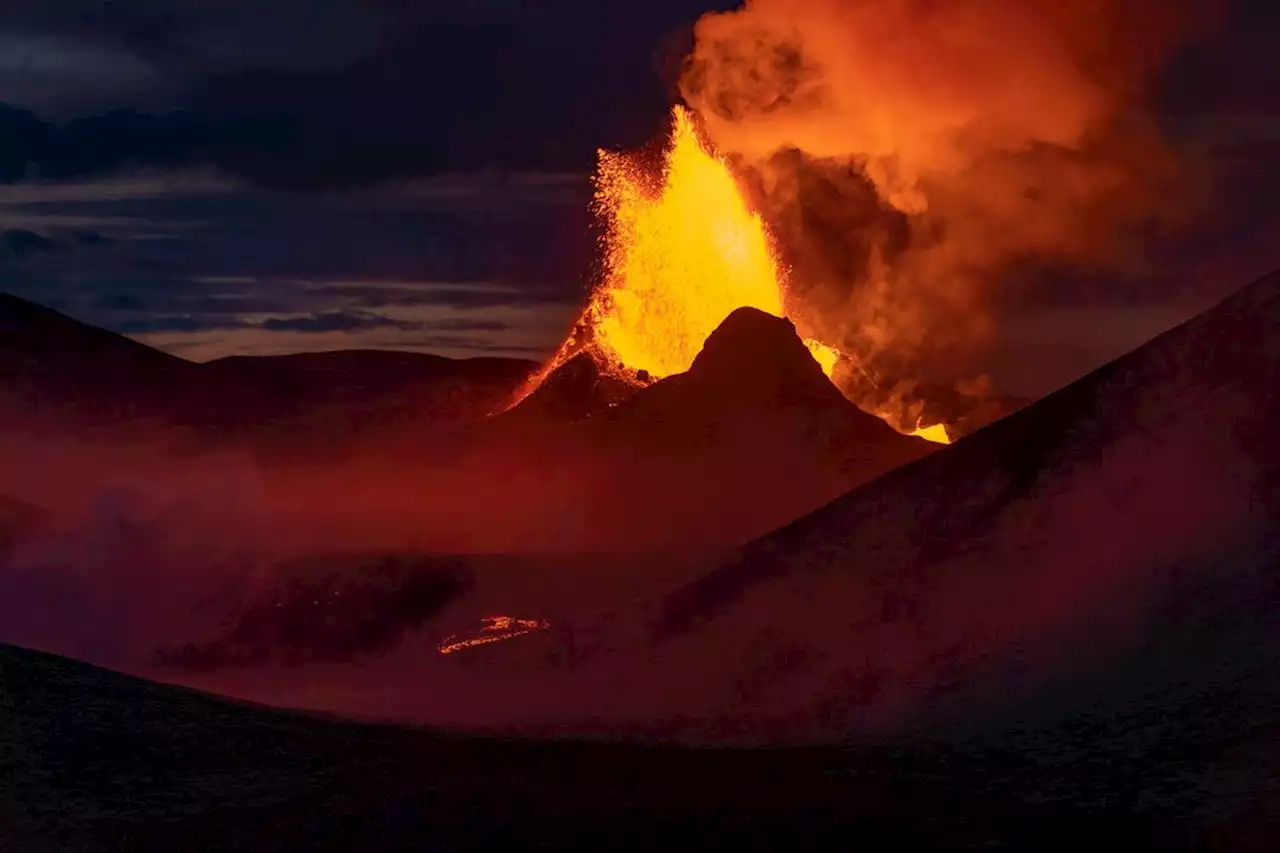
top-left (499, 350), bottom-right (642, 424)
top-left (685, 307), bottom-right (848, 408)
top-left (500, 307), bottom-right (869, 426)
top-left (575, 307), bottom-right (932, 549)
top-left (604, 306), bottom-right (915, 445)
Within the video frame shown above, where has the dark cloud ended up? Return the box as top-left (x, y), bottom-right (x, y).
top-left (0, 196), bottom-right (580, 355)
top-left (395, 334), bottom-right (544, 355)
top-left (257, 311), bottom-right (511, 334)
top-left (259, 310), bottom-right (417, 333)
top-left (423, 318), bottom-right (510, 333)
top-left (0, 227), bottom-right (116, 260)
top-left (0, 1), bottom-right (1267, 190)
top-left (0, 1), bottom-right (746, 189)
top-left (61, 229), bottom-right (115, 246)
top-left (0, 31), bottom-right (160, 116)
top-left (0, 175), bottom-right (589, 325)
top-left (92, 292), bottom-right (296, 316)
top-left (0, 229), bottom-right (66, 258)
top-left (316, 284), bottom-right (578, 311)
top-left (93, 293), bottom-right (148, 312)
top-left (81, 301), bottom-right (522, 347)
top-left (116, 314), bottom-right (249, 334)
top-left (1155, 0), bottom-right (1280, 119)
top-left (0, 2), bottom-right (383, 106)
top-left (186, 295), bottom-right (296, 315)
top-left (0, 103), bottom-right (296, 186)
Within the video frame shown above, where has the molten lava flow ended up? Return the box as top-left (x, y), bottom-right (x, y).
top-left (910, 423), bottom-right (951, 445)
top-left (805, 339), bottom-right (840, 377)
top-left (437, 615), bottom-right (550, 656)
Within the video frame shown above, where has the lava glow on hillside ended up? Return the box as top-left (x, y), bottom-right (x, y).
top-left (508, 106), bottom-right (947, 444)
top-left (437, 616), bottom-right (551, 656)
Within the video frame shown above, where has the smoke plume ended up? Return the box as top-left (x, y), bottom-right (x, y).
top-left (679, 0), bottom-right (1215, 420)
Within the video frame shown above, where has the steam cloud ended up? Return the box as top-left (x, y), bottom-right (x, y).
top-left (679, 0), bottom-right (1215, 420)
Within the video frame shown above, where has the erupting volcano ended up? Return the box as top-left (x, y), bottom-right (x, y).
top-left (506, 107), bottom-right (947, 441)
top-left (588, 106), bottom-right (839, 380)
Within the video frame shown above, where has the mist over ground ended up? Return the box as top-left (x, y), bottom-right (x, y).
top-left (0, 270), bottom-right (1274, 747)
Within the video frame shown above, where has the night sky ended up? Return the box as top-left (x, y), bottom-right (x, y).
top-left (0, 0), bottom-right (1276, 395)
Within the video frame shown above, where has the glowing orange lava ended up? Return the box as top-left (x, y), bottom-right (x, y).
top-left (587, 105), bottom-right (819, 377)
top-left (909, 423), bottom-right (951, 445)
top-left (503, 106), bottom-right (952, 445)
top-left (437, 615), bottom-right (550, 655)
top-left (504, 106), bottom-right (837, 411)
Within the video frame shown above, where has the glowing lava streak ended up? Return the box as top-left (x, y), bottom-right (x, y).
top-left (910, 423), bottom-right (951, 445)
top-left (586, 105), bottom-right (819, 377)
top-left (437, 616), bottom-right (550, 655)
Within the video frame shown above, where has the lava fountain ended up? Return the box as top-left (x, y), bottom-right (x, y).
top-left (506, 106), bottom-right (946, 444)
top-left (590, 105), bottom-right (837, 378)
top-left (509, 107), bottom-right (837, 402)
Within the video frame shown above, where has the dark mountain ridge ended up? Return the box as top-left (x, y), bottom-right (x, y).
top-left (0, 292), bottom-right (536, 453)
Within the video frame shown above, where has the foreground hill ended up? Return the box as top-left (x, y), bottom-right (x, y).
top-left (0, 642), bottom-right (1249, 851)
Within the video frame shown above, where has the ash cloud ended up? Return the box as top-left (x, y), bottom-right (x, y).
top-left (680, 0), bottom-right (1218, 415)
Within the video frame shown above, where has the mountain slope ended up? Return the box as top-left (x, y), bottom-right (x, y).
top-left (535, 268), bottom-right (1280, 740)
top-left (0, 293), bottom-right (199, 422)
top-left (496, 350), bottom-right (640, 423)
top-left (0, 293), bottom-right (535, 447)
top-left (203, 349), bottom-right (534, 424)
